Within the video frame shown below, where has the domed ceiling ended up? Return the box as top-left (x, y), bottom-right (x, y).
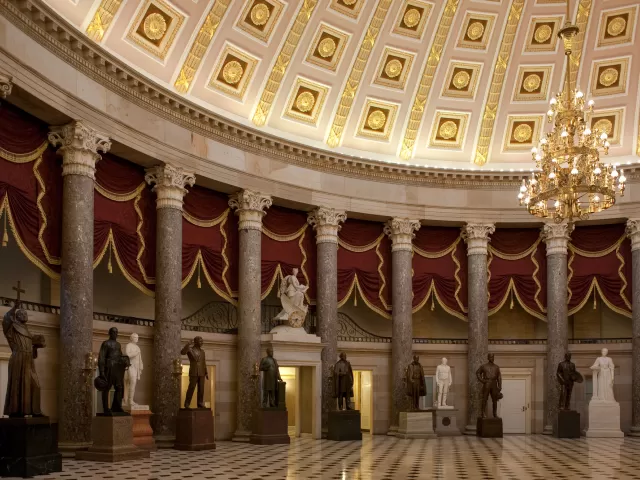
top-left (46, 0), bottom-right (639, 170)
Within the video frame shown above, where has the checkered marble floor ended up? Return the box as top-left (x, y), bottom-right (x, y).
top-left (18, 435), bottom-right (640, 480)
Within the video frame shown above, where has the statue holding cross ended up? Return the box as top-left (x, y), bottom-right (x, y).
top-left (2, 281), bottom-right (46, 417)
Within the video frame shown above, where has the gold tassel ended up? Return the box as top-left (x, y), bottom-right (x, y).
top-left (430, 289), bottom-right (435, 311)
top-left (2, 212), bottom-right (8, 247)
top-left (510, 288), bottom-right (514, 310)
top-left (107, 241), bottom-right (113, 273)
top-left (593, 287), bottom-right (597, 309)
top-left (197, 261), bottom-right (202, 289)
top-left (354, 289), bottom-right (358, 307)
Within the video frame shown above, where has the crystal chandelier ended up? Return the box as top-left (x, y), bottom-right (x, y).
top-left (518, 3), bottom-right (626, 223)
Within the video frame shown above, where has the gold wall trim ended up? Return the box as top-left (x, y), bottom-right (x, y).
top-left (473, 0), bottom-right (525, 166)
top-left (252, 0), bottom-right (319, 127)
top-left (174, 0), bottom-right (231, 94)
top-left (86, 0), bottom-right (124, 42)
top-left (325, 0), bottom-right (394, 148)
top-left (398, 0), bottom-right (460, 160)
top-left (570, 0), bottom-right (592, 92)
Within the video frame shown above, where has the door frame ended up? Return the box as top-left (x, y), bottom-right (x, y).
top-left (499, 367), bottom-right (533, 434)
top-left (353, 369), bottom-right (374, 432)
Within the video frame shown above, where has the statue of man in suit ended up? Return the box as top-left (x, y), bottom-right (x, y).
top-left (181, 336), bottom-right (208, 409)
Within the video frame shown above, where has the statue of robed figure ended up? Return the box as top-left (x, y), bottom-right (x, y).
top-left (405, 356), bottom-right (426, 411)
top-left (94, 327), bottom-right (130, 414)
top-left (260, 347), bottom-right (283, 408)
top-left (333, 352), bottom-right (354, 410)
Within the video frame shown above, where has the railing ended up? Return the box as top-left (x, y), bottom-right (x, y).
top-left (0, 296), bottom-right (60, 315)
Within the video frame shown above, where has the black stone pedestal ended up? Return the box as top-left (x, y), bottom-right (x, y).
top-left (476, 417), bottom-right (503, 438)
top-left (0, 417), bottom-right (62, 478)
top-left (175, 408), bottom-right (216, 450)
top-left (556, 410), bottom-right (580, 438)
top-left (250, 408), bottom-right (290, 445)
top-left (328, 410), bottom-right (362, 441)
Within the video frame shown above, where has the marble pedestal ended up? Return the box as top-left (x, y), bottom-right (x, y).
top-left (76, 415), bottom-right (150, 462)
top-left (250, 409), bottom-right (290, 445)
top-left (476, 417), bottom-right (503, 438)
top-left (328, 410), bottom-right (362, 441)
top-left (0, 417), bottom-right (62, 478)
top-left (585, 401), bottom-right (623, 437)
top-left (175, 409), bottom-right (215, 450)
top-left (126, 406), bottom-right (156, 450)
top-left (434, 408), bottom-right (461, 436)
top-left (555, 410), bottom-right (580, 438)
top-left (398, 411), bottom-right (436, 439)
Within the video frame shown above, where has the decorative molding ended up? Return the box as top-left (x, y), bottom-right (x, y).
top-left (626, 219), bottom-right (640, 252)
top-left (461, 223), bottom-right (495, 256)
top-left (473, 0), bottom-right (525, 166)
top-left (145, 164), bottom-right (195, 210)
top-left (48, 121), bottom-right (111, 179)
top-left (542, 222), bottom-right (574, 256)
top-left (384, 218), bottom-right (420, 252)
top-left (307, 207), bottom-right (346, 245)
top-left (86, 0), bottom-right (124, 42)
top-left (228, 190), bottom-right (272, 231)
top-left (0, 72), bottom-right (12, 99)
top-left (326, 0), bottom-right (393, 148)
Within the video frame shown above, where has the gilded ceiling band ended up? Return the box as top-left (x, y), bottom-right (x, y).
top-left (86, 0), bottom-right (124, 42)
top-left (569, 0), bottom-right (592, 92)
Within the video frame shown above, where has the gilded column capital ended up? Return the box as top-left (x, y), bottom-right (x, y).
top-left (0, 73), bottom-right (12, 100)
top-left (384, 218), bottom-right (420, 252)
top-left (48, 121), bottom-right (111, 179)
top-left (626, 219), bottom-right (640, 252)
top-left (307, 207), bottom-right (346, 245)
top-left (145, 164), bottom-right (195, 210)
top-left (542, 222), bottom-right (574, 256)
top-left (462, 223), bottom-right (495, 256)
top-left (228, 189), bottom-right (272, 231)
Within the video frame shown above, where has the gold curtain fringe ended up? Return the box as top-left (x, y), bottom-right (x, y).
top-left (219, 212), bottom-right (234, 299)
top-left (95, 182), bottom-right (145, 203)
top-left (336, 275), bottom-right (392, 319)
top-left (451, 237), bottom-right (465, 313)
top-left (0, 142), bottom-right (48, 164)
top-left (182, 208), bottom-right (228, 228)
top-left (487, 279), bottom-right (546, 321)
top-left (569, 234), bottom-right (625, 258)
top-left (568, 278), bottom-right (631, 318)
top-left (261, 264), bottom-right (283, 301)
top-left (376, 241), bottom-right (389, 310)
top-left (338, 233), bottom-right (384, 252)
top-left (34, 156), bottom-right (61, 265)
top-left (488, 237), bottom-right (541, 261)
top-left (181, 250), bottom-right (237, 305)
top-left (263, 223), bottom-right (307, 242)
top-left (2, 211), bottom-right (8, 247)
top-left (616, 243), bottom-right (632, 310)
top-left (298, 230), bottom-right (312, 305)
top-left (134, 193), bottom-right (154, 285)
top-left (414, 239), bottom-right (458, 259)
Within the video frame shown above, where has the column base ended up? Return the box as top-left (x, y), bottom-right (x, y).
top-left (386, 425), bottom-right (398, 436)
top-left (628, 426), bottom-right (640, 437)
top-left (57, 441), bottom-right (92, 458)
top-left (232, 430), bottom-right (252, 442)
top-left (153, 434), bottom-right (177, 449)
top-left (542, 424), bottom-right (553, 435)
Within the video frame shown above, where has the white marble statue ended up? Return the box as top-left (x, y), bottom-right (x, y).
top-left (124, 333), bottom-right (143, 407)
top-left (436, 357), bottom-right (453, 408)
top-left (590, 348), bottom-right (616, 402)
top-left (274, 268), bottom-right (309, 322)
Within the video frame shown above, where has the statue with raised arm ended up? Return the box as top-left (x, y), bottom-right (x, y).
top-left (260, 347), bottom-right (282, 408)
top-left (181, 336), bottom-right (208, 408)
top-left (476, 353), bottom-right (502, 418)
top-left (333, 352), bottom-right (354, 410)
top-left (556, 352), bottom-right (583, 410)
top-left (436, 357), bottom-right (453, 408)
top-left (95, 327), bottom-right (130, 414)
top-left (590, 348), bottom-right (616, 402)
top-left (274, 267), bottom-right (309, 326)
top-left (405, 356), bottom-right (426, 411)
top-left (124, 333), bottom-right (143, 407)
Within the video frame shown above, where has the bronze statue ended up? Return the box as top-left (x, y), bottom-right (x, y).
top-left (181, 337), bottom-right (209, 408)
top-left (476, 353), bottom-right (502, 418)
top-left (260, 347), bottom-right (282, 408)
top-left (2, 282), bottom-right (45, 417)
top-left (405, 355), bottom-right (426, 411)
top-left (333, 352), bottom-right (354, 410)
top-left (556, 352), bottom-right (583, 410)
top-left (95, 327), bottom-right (130, 414)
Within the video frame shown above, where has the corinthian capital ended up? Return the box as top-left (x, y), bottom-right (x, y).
top-left (461, 223), bottom-right (495, 256)
top-left (307, 207), bottom-right (347, 245)
top-left (0, 73), bottom-right (12, 100)
top-left (384, 218), bottom-right (420, 252)
top-left (48, 121), bottom-right (111, 179)
top-left (626, 219), bottom-right (640, 252)
top-left (145, 164), bottom-right (195, 210)
top-left (542, 222), bottom-right (574, 256)
top-left (228, 190), bottom-right (272, 231)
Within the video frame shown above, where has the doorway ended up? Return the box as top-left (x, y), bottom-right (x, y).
top-left (497, 368), bottom-right (532, 434)
top-left (353, 370), bottom-right (373, 432)
top-left (277, 365), bottom-right (315, 438)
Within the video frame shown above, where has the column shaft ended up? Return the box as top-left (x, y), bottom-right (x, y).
top-left (627, 220), bottom-right (640, 436)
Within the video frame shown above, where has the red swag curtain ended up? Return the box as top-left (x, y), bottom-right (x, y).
top-left (0, 102), bottom-right (61, 277)
top-left (568, 224), bottom-right (632, 317)
top-left (412, 227), bottom-right (467, 319)
top-left (488, 229), bottom-right (546, 319)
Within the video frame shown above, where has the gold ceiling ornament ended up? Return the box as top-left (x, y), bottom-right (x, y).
top-left (367, 110), bottom-right (387, 130)
top-left (513, 124), bottom-right (532, 143)
top-left (533, 24), bottom-right (552, 43)
top-left (222, 60), bottom-right (244, 85)
top-left (593, 118), bottom-right (613, 135)
top-left (143, 13), bottom-right (167, 40)
top-left (452, 70), bottom-right (470, 89)
top-left (599, 68), bottom-right (618, 87)
top-left (403, 8), bottom-right (421, 28)
top-left (518, 3), bottom-right (625, 224)
top-left (607, 17), bottom-right (626, 36)
top-left (523, 73), bottom-right (542, 92)
top-left (342, 0), bottom-right (357, 5)
top-left (295, 91), bottom-right (316, 113)
top-left (86, 0), bottom-right (124, 41)
top-left (438, 120), bottom-right (458, 140)
top-left (467, 21), bottom-right (485, 40)
top-left (569, 0), bottom-right (592, 92)
top-left (385, 59), bottom-right (403, 78)
top-left (318, 37), bottom-right (337, 58)
top-left (250, 3), bottom-right (270, 26)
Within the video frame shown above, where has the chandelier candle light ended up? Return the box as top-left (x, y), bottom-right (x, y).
top-left (518, 0), bottom-right (626, 223)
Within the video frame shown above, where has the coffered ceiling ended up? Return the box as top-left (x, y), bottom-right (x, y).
top-left (45, 0), bottom-right (639, 170)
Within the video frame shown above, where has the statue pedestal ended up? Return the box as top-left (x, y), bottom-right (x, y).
top-left (175, 408), bottom-right (215, 450)
top-left (125, 406), bottom-right (156, 450)
top-left (434, 408), bottom-right (461, 436)
top-left (265, 325), bottom-right (321, 343)
top-left (585, 400), bottom-right (623, 437)
top-left (476, 417), bottom-right (503, 438)
top-left (76, 414), bottom-right (150, 462)
top-left (0, 417), bottom-right (62, 478)
top-left (555, 410), bottom-right (580, 438)
top-left (398, 411), bottom-right (436, 439)
top-left (250, 408), bottom-right (290, 445)
top-left (328, 410), bottom-right (362, 441)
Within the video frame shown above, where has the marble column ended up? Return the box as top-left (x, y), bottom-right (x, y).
top-left (384, 218), bottom-right (420, 434)
top-left (145, 164), bottom-right (195, 447)
top-left (0, 73), bottom-right (12, 100)
top-left (626, 219), bottom-right (640, 436)
top-left (229, 190), bottom-right (272, 442)
top-left (542, 222), bottom-right (573, 435)
top-left (461, 223), bottom-right (495, 435)
top-left (48, 122), bottom-right (111, 455)
top-left (307, 207), bottom-right (346, 435)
